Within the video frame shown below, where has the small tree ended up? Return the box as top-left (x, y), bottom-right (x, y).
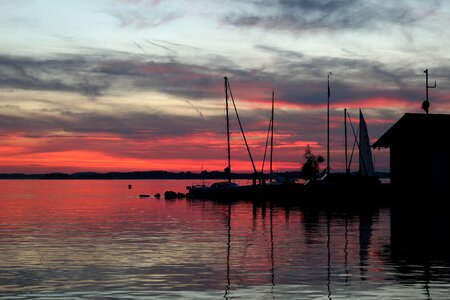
top-left (301, 145), bottom-right (325, 180)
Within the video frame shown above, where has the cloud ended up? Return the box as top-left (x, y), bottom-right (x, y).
top-left (107, 0), bottom-right (182, 28)
top-left (110, 9), bottom-right (180, 28)
top-left (0, 53), bottom-right (225, 101)
top-left (237, 45), bottom-right (450, 112)
top-left (0, 55), bottom-right (109, 98)
top-left (223, 0), bottom-right (442, 32)
top-left (1, 43), bottom-right (447, 173)
top-left (0, 53), bottom-right (229, 148)
top-left (1, 48), bottom-right (447, 136)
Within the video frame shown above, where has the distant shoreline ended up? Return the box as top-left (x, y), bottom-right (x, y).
top-left (0, 170), bottom-right (389, 180)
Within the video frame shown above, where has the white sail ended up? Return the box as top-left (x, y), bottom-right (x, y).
top-left (359, 109), bottom-right (375, 176)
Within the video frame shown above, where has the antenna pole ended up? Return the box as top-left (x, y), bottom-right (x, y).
top-left (424, 68), bottom-right (437, 102)
top-left (327, 72), bottom-right (332, 174)
top-left (225, 76), bottom-right (231, 183)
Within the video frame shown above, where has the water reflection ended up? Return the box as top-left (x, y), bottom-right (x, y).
top-left (388, 203), bottom-right (450, 299)
top-left (0, 180), bottom-right (449, 299)
top-left (220, 200), bottom-right (385, 298)
top-left (359, 208), bottom-right (375, 281)
top-left (225, 203), bottom-right (231, 299)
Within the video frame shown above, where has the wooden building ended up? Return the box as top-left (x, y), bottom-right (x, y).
top-left (372, 113), bottom-right (450, 188)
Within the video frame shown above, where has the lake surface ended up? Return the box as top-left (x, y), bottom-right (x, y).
top-left (0, 180), bottom-right (449, 299)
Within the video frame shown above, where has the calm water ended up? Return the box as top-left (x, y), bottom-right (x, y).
top-left (0, 180), bottom-right (449, 299)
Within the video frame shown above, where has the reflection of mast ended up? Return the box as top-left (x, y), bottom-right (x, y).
top-left (359, 210), bottom-right (373, 280)
top-left (424, 262), bottom-right (431, 300)
top-left (270, 202), bottom-right (275, 293)
top-left (327, 213), bottom-right (332, 300)
top-left (224, 203), bottom-right (231, 299)
top-left (344, 215), bottom-right (349, 284)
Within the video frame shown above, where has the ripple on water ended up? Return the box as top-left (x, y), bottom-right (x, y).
top-left (1, 180), bottom-right (449, 299)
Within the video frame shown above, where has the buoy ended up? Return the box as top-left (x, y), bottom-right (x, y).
top-left (128, 184), bottom-right (132, 189)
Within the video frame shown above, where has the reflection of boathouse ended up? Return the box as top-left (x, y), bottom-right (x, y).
top-left (373, 113), bottom-right (450, 187)
top-left (376, 114), bottom-right (450, 267)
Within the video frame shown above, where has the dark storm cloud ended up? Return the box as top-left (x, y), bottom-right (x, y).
top-left (224, 0), bottom-right (442, 32)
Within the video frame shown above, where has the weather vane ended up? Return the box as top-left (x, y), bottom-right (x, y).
top-left (421, 69), bottom-right (436, 114)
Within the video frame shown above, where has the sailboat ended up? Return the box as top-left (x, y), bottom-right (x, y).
top-left (359, 109), bottom-right (375, 177)
top-left (186, 78), bottom-right (286, 199)
top-left (186, 77), bottom-right (241, 198)
top-left (304, 71), bottom-right (379, 189)
top-left (313, 108), bottom-right (380, 188)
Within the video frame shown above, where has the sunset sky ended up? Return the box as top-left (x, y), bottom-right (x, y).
top-left (1, 0), bottom-right (449, 174)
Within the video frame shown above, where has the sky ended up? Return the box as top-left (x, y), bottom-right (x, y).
top-left (1, 0), bottom-right (449, 174)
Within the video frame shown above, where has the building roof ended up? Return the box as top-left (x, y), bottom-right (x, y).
top-left (372, 113), bottom-right (450, 148)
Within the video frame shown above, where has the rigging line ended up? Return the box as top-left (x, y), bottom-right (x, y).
top-left (348, 127), bottom-right (359, 174)
top-left (347, 111), bottom-right (368, 173)
top-left (261, 114), bottom-right (273, 174)
top-left (349, 136), bottom-right (357, 170)
top-left (347, 111), bottom-right (359, 172)
top-left (262, 91), bottom-right (275, 175)
top-left (354, 110), bottom-right (369, 174)
top-left (227, 79), bottom-right (258, 174)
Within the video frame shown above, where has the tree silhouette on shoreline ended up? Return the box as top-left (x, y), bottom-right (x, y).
top-left (301, 145), bottom-right (324, 180)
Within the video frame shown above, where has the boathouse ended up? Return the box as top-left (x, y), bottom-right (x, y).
top-left (372, 113), bottom-right (450, 187)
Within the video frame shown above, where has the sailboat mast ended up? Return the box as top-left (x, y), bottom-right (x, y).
top-left (327, 76), bottom-right (330, 173)
top-left (225, 76), bottom-right (231, 183)
top-left (344, 108), bottom-right (348, 175)
top-left (270, 91), bottom-right (274, 175)
top-left (359, 108), bottom-right (362, 174)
